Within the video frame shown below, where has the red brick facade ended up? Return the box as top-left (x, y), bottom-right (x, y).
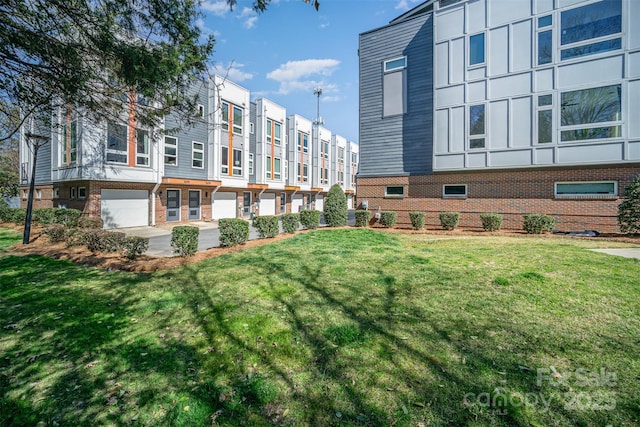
top-left (357, 164), bottom-right (640, 233)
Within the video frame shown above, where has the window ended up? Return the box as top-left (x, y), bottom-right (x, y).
top-left (560, 0), bottom-right (621, 60)
top-left (274, 122), bottom-right (281, 146)
top-left (53, 188), bottom-right (59, 199)
top-left (136, 129), bottom-right (150, 166)
top-left (469, 33), bottom-right (485, 66)
top-left (385, 186), bottom-right (404, 197)
top-left (164, 136), bottom-right (177, 165)
top-left (560, 84), bottom-right (621, 142)
top-left (303, 163), bottom-right (309, 182)
top-left (266, 119), bottom-right (272, 144)
top-left (192, 142), bottom-right (204, 168)
top-left (469, 104), bottom-right (485, 148)
top-left (303, 133), bottom-right (309, 153)
top-left (439, 0), bottom-right (462, 7)
top-left (250, 122), bottom-right (254, 134)
top-left (62, 119), bottom-right (77, 165)
top-left (221, 146), bottom-right (228, 174)
top-left (78, 187), bottom-right (86, 200)
top-left (196, 104), bottom-right (204, 118)
top-left (339, 171), bottom-right (344, 185)
top-left (338, 147), bottom-right (345, 162)
top-left (384, 56), bottom-right (406, 72)
top-left (322, 141), bottom-right (329, 159)
top-left (233, 106), bottom-right (243, 135)
top-left (36, 189), bottom-right (42, 199)
top-left (443, 184), bottom-right (467, 198)
top-left (537, 94), bottom-right (553, 144)
top-left (266, 155), bottom-right (272, 179)
top-left (274, 157), bottom-right (281, 180)
top-left (106, 122), bottom-right (127, 164)
top-left (538, 15), bottom-right (552, 28)
top-left (70, 187), bottom-right (76, 199)
top-left (322, 168), bottom-right (328, 185)
top-left (280, 192), bottom-right (286, 213)
top-left (351, 153), bottom-right (357, 164)
top-left (232, 149), bottom-right (242, 176)
top-left (249, 153), bottom-right (254, 175)
top-left (555, 181), bottom-right (617, 197)
top-left (221, 102), bottom-right (229, 131)
top-left (538, 30), bottom-right (552, 65)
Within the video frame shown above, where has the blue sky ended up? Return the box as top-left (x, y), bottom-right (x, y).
top-left (198, 0), bottom-right (424, 142)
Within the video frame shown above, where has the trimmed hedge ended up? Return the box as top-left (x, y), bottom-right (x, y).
top-left (379, 211), bottom-right (397, 228)
top-left (85, 230), bottom-right (126, 253)
top-left (618, 174), bottom-right (640, 234)
top-left (44, 224), bottom-right (67, 243)
top-left (409, 211), bottom-right (426, 230)
top-left (281, 213), bottom-right (299, 234)
top-left (354, 210), bottom-right (370, 227)
top-left (323, 184), bottom-right (348, 227)
top-left (523, 214), bottom-right (556, 234)
top-left (54, 209), bottom-right (82, 227)
top-left (33, 208), bottom-right (57, 225)
top-left (480, 213), bottom-right (503, 232)
top-left (299, 210), bottom-right (321, 229)
top-left (253, 215), bottom-right (279, 238)
top-left (219, 218), bottom-right (249, 247)
top-left (0, 208), bottom-right (26, 224)
top-left (439, 212), bottom-right (460, 230)
top-left (78, 216), bottom-right (104, 229)
top-left (121, 236), bottom-right (149, 259)
top-left (171, 225), bottom-right (199, 256)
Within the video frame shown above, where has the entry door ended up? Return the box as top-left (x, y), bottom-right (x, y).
top-left (166, 190), bottom-right (180, 222)
top-left (188, 190), bottom-right (200, 220)
top-left (243, 192), bottom-right (251, 216)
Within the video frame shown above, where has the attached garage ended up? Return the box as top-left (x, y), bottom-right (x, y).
top-left (212, 192), bottom-right (237, 220)
top-left (259, 193), bottom-right (276, 216)
top-left (291, 194), bottom-right (303, 213)
top-left (314, 194), bottom-right (324, 211)
top-left (101, 189), bottom-right (149, 229)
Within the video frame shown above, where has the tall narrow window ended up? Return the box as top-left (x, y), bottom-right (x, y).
top-left (303, 163), bottom-right (309, 182)
top-left (106, 122), bottom-right (127, 164)
top-left (248, 153), bottom-right (254, 175)
top-left (221, 146), bottom-right (229, 174)
top-left (274, 122), bottom-right (281, 146)
top-left (164, 136), bottom-right (177, 165)
top-left (469, 33), bottom-right (485, 66)
top-left (266, 119), bottom-right (273, 144)
top-left (383, 55), bottom-right (407, 116)
top-left (274, 157), bottom-right (281, 180)
top-left (232, 106), bottom-right (243, 135)
top-left (266, 155), bottom-right (272, 179)
top-left (192, 142), bottom-right (204, 168)
top-left (469, 104), bottom-right (486, 148)
top-left (537, 30), bottom-right (552, 65)
top-left (221, 102), bottom-right (229, 131)
top-left (537, 94), bottom-right (553, 144)
top-left (136, 129), bottom-right (150, 166)
top-left (62, 118), bottom-right (77, 165)
top-left (232, 149), bottom-right (242, 176)
top-left (303, 133), bottom-right (309, 153)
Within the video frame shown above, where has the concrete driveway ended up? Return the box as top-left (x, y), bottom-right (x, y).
top-left (591, 248), bottom-right (640, 260)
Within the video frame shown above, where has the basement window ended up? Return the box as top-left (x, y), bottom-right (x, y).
top-left (555, 181), bottom-right (617, 197)
top-left (443, 184), bottom-right (467, 198)
top-left (385, 186), bottom-right (405, 198)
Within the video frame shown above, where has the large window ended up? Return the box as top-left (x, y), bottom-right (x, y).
top-left (555, 181), bottom-right (617, 197)
top-left (274, 157), bottom-right (281, 180)
top-left (274, 122), bottom-right (281, 146)
top-left (560, 0), bottom-right (621, 60)
top-left (62, 119), bottom-right (77, 165)
top-left (192, 142), bottom-right (204, 168)
top-left (221, 102), bottom-right (229, 131)
top-left (164, 136), bottom-right (177, 165)
top-left (232, 149), bottom-right (242, 176)
top-left (469, 104), bottom-right (486, 149)
top-left (221, 102), bottom-right (244, 135)
top-left (537, 15), bottom-right (552, 65)
top-left (383, 55), bottom-right (407, 116)
top-left (469, 33), bottom-right (485, 66)
top-left (136, 129), bottom-right (150, 166)
top-left (560, 84), bottom-right (621, 142)
top-left (266, 155), bottom-right (272, 179)
top-left (322, 141), bottom-right (329, 159)
top-left (232, 105), bottom-right (243, 135)
top-left (266, 119), bottom-right (272, 144)
top-left (303, 163), bottom-right (309, 182)
top-left (106, 122), bottom-right (127, 164)
top-left (221, 146), bottom-right (228, 174)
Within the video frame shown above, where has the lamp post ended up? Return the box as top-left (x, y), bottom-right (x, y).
top-left (313, 87), bottom-right (323, 126)
top-left (22, 132), bottom-right (48, 244)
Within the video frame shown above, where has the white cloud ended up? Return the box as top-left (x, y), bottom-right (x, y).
top-left (211, 62), bottom-right (254, 83)
top-left (238, 7), bottom-right (258, 29)
top-left (201, 0), bottom-right (229, 16)
top-left (395, 0), bottom-right (421, 11)
top-left (322, 95), bottom-right (341, 103)
top-left (267, 59), bottom-right (340, 95)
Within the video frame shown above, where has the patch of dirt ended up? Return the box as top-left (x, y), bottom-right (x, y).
top-left (4, 223), bottom-right (639, 273)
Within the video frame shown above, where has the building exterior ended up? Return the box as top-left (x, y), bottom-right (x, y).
top-left (19, 75), bottom-right (359, 228)
top-left (358, 0), bottom-right (640, 232)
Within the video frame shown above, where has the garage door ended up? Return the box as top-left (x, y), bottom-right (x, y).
top-left (212, 192), bottom-right (237, 219)
top-left (259, 193), bottom-right (276, 216)
top-left (291, 194), bottom-right (303, 213)
top-left (314, 195), bottom-right (324, 211)
top-left (347, 195), bottom-right (354, 209)
top-left (101, 189), bottom-right (149, 229)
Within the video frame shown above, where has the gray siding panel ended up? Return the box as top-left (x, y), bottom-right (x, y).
top-left (359, 13), bottom-right (433, 177)
top-left (35, 138), bottom-right (52, 184)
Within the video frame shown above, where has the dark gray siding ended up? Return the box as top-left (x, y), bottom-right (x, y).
top-left (34, 137), bottom-right (52, 184)
top-left (164, 81), bottom-right (209, 179)
top-left (359, 12), bottom-right (433, 177)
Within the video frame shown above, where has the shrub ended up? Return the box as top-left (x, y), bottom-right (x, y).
top-left (480, 213), bottom-right (503, 232)
top-left (66, 228), bottom-right (92, 247)
top-left (523, 214), bottom-right (556, 234)
top-left (54, 208), bottom-right (82, 227)
top-left (219, 219), bottom-right (249, 247)
top-left (44, 224), bottom-right (67, 243)
top-left (439, 212), bottom-right (460, 230)
top-left (299, 209), bottom-right (321, 229)
top-left (78, 216), bottom-right (104, 229)
top-left (10, 208), bottom-right (26, 224)
top-left (323, 184), bottom-right (348, 227)
top-left (0, 207), bottom-right (12, 223)
top-left (379, 211), bottom-right (397, 228)
top-left (253, 215), bottom-right (279, 238)
top-left (618, 175), bottom-right (640, 234)
top-left (281, 213), bottom-right (299, 234)
top-left (171, 225), bottom-right (199, 256)
top-left (32, 208), bottom-right (57, 225)
top-left (85, 229), bottom-right (126, 253)
top-left (354, 210), bottom-right (370, 227)
top-left (409, 211), bottom-right (426, 230)
top-left (121, 236), bottom-right (149, 259)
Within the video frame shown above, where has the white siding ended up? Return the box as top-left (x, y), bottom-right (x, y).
top-left (489, 100), bottom-right (509, 149)
top-left (489, 26), bottom-right (509, 76)
top-left (511, 96), bottom-right (532, 147)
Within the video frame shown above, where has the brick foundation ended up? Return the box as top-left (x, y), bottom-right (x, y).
top-left (356, 165), bottom-right (640, 234)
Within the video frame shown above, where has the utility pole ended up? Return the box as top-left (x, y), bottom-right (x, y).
top-left (22, 132), bottom-right (48, 244)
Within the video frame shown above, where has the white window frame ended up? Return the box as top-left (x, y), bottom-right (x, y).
top-left (53, 188), bottom-right (59, 199)
top-left (232, 105), bottom-right (243, 135)
top-left (266, 119), bottom-right (273, 144)
top-left (274, 157), bottom-right (281, 180)
top-left (468, 103), bottom-right (486, 149)
top-left (250, 122), bottom-right (255, 134)
top-left (221, 146), bottom-right (229, 174)
top-left (106, 122), bottom-right (128, 164)
top-left (468, 32), bottom-right (485, 67)
top-left (559, 84), bottom-right (622, 143)
top-left (443, 184), bottom-right (468, 198)
top-left (274, 122), bottom-right (281, 146)
top-left (36, 189), bottom-right (42, 199)
top-left (384, 56), bottom-right (407, 73)
top-left (164, 136), bottom-right (178, 166)
top-left (196, 104), bottom-right (204, 118)
top-left (192, 141), bottom-right (204, 169)
top-left (536, 93), bottom-right (554, 144)
top-left (248, 153), bottom-right (254, 175)
top-left (303, 163), bottom-right (309, 183)
top-left (232, 148), bottom-right (242, 176)
top-left (136, 129), bottom-right (150, 167)
top-left (70, 187), bottom-right (76, 200)
top-left (554, 181), bottom-right (617, 198)
top-left (266, 155), bottom-right (272, 179)
top-left (78, 187), bottom-right (86, 200)
top-left (221, 101), bottom-right (229, 131)
top-left (385, 186), bottom-right (405, 198)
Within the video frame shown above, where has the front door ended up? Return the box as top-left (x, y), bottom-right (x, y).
top-left (188, 190), bottom-right (200, 220)
top-left (166, 189), bottom-right (180, 222)
top-left (243, 191), bottom-right (251, 216)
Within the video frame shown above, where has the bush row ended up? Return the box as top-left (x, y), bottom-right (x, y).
top-left (0, 207), bottom-right (84, 227)
top-left (43, 225), bottom-right (149, 259)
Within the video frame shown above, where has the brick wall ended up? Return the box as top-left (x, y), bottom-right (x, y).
top-left (357, 165), bottom-right (640, 233)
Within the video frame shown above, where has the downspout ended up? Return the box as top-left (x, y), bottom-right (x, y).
top-left (151, 125), bottom-right (163, 226)
top-left (210, 185), bottom-right (220, 218)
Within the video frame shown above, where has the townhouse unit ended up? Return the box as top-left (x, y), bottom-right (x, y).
top-left (19, 75), bottom-right (359, 228)
top-left (358, 0), bottom-right (640, 232)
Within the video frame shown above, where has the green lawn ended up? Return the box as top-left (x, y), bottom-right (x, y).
top-left (1, 227), bottom-right (639, 426)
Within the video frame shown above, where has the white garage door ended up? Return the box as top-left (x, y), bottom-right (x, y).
top-left (315, 194), bottom-right (324, 211)
top-left (347, 195), bottom-right (354, 209)
top-left (101, 189), bottom-right (149, 229)
top-left (259, 193), bottom-right (276, 216)
top-left (212, 192), bottom-right (237, 220)
top-left (291, 194), bottom-right (303, 213)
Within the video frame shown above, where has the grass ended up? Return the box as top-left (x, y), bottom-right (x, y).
top-left (1, 227), bottom-right (639, 426)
